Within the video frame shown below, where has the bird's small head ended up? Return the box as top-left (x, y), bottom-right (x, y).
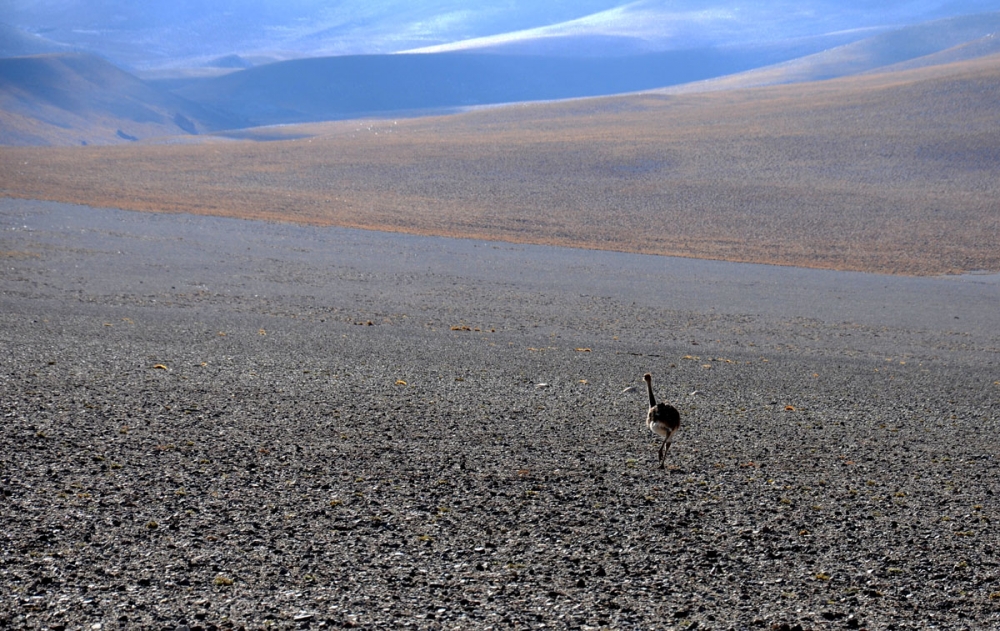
top-left (643, 373), bottom-right (652, 383)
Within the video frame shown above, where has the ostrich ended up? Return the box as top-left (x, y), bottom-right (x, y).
top-left (644, 373), bottom-right (681, 469)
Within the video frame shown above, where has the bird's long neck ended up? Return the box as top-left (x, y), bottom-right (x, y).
top-left (646, 379), bottom-right (656, 407)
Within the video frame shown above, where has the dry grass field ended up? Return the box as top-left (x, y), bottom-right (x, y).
top-left (2, 55), bottom-right (999, 275)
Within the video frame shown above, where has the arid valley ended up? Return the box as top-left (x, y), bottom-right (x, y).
top-left (3, 53), bottom-right (1000, 276)
top-left (3, 3), bottom-right (1000, 630)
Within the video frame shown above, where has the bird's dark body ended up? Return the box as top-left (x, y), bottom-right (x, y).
top-left (648, 402), bottom-right (680, 435)
top-left (644, 373), bottom-right (681, 468)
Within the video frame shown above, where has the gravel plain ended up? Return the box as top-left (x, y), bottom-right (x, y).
top-left (2, 198), bottom-right (999, 630)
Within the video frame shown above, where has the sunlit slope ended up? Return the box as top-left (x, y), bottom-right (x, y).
top-left (870, 33), bottom-right (1000, 74)
top-left (663, 11), bottom-right (1000, 93)
top-left (0, 53), bottom-right (245, 146)
top-left (2, 55), bottom-right (998, 275)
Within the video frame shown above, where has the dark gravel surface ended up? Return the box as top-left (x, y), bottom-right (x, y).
top-left (2, 198), bottom-right (999, 631)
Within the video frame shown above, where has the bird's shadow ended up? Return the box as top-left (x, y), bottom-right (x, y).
top-left (651, 465), bottom-right (686, 474)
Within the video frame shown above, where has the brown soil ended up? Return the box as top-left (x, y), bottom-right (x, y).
top-left (2, 56), bottom-right (999, 275)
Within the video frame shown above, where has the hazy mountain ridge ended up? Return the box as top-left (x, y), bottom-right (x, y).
top-left (0, 1), bottom-right (628, 69)
top-left (400, 0), bottom-right (896, 56)
top-left (2, 9), bottom-right (1000, 145)
top-left (5, 0), bottom-right (999, 69)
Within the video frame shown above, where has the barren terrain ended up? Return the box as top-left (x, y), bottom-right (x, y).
top-left (2, 199), bottom-right (999, 630)
top-left (3, 55), bottom-right (999, 276)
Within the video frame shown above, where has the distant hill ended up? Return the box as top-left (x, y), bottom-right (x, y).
top-left (167, 11), bottom-right (1000, 128)
top-left (0, 53), bottom-right (246, 146)
top-left (169, 46), bottom-right (805, 127)
top-left (205, 54), bottom-right (255, 69)
top-left (6, 0), bottom-right (997, 69)
top-left (662, 11), bottom-right (1000, 93)
top-left (869, 33), bottom-right (1000, 73)
top-left (399, 0), bottom-right (887, 57)
top-left (0, 1), bottom-right (626, 68)
top-left (4, 12), bottom-right (1000, 146)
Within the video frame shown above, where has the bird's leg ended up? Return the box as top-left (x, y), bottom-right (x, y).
top-left (658, 438), bottom-right (668, 469)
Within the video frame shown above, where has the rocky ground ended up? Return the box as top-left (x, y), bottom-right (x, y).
top-left (2, 198), bottom-right (999, 630)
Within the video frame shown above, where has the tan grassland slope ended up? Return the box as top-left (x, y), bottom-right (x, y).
top-left (2, 55), bottom-right (999, 275)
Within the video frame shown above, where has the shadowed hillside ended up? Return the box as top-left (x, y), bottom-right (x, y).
top-left (0, 53), bottom-right (245, 146)
top-left (165, 12), bottom-right (1000, 126)
top-left (2, 54), bottom-right (998, 276)
top-left (168, 48), bottom-right (785, 126)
